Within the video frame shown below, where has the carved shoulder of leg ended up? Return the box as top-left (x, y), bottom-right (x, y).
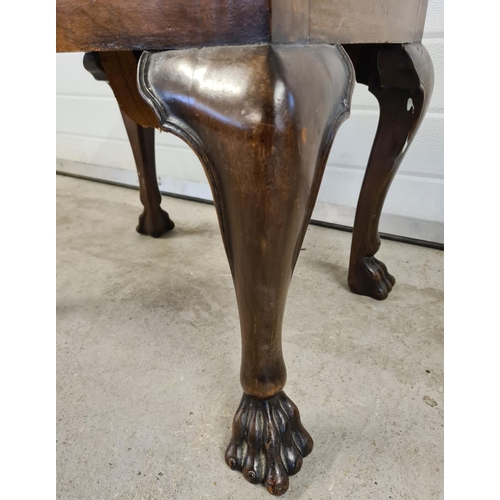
top-left (138, 44), bottom-right (353, 179)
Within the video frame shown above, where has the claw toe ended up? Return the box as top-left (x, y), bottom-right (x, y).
top-left (373, 285), bottom-right (388, 300)
top-left (264, 455), bottom-right (289, 496)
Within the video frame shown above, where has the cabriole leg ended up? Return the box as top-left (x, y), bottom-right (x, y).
top-left (83, 52), bottom-right (174, 238)
top-left (119, 111), bottom-right (175, 238)
top-left (343, 43), bottom-right (434, 300)
top-left (138, 44), bottom-right (354, 495)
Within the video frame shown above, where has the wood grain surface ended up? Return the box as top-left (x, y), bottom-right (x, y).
top-left (57, 0), bottom-right (270, 52)
top-left (57, 0), bottom-right (429, 52)
top-left (309, 0), bottom-right (429, 44)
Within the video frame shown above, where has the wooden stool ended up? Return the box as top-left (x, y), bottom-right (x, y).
top-left (57, 1), bottom-right (434, 495)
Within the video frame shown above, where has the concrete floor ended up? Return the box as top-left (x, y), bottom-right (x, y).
top-left (57, 175), bottom-right (443, 500)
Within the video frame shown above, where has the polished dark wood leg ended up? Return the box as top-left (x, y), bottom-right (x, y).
top-left (119, 111), bottom-right (175, 237)
top-left (83, 52), bottom-right (174, 238)
top-left (343, 43), bottom-right (434, 300)
top-left (138, 44), bottom-right (354, 495)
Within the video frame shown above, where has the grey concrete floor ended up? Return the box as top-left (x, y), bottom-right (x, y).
top-left (57, 175), bottom-right (443, 500)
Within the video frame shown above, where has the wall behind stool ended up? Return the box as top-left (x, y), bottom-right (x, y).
top-left (56, 0), bottom-right (443, 244)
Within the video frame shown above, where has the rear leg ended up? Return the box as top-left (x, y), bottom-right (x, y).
top-left (83, 51), bottom-right (174, 238)
top-left (343, 43), bottom-right (434, 299)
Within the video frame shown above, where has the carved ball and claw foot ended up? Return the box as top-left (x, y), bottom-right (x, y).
top-left (136, 207), bottom-right (175, 238)
top-left (225, 392), bottom-right (313, 496)
top-left (348, 255), bottom-right (396, 301)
